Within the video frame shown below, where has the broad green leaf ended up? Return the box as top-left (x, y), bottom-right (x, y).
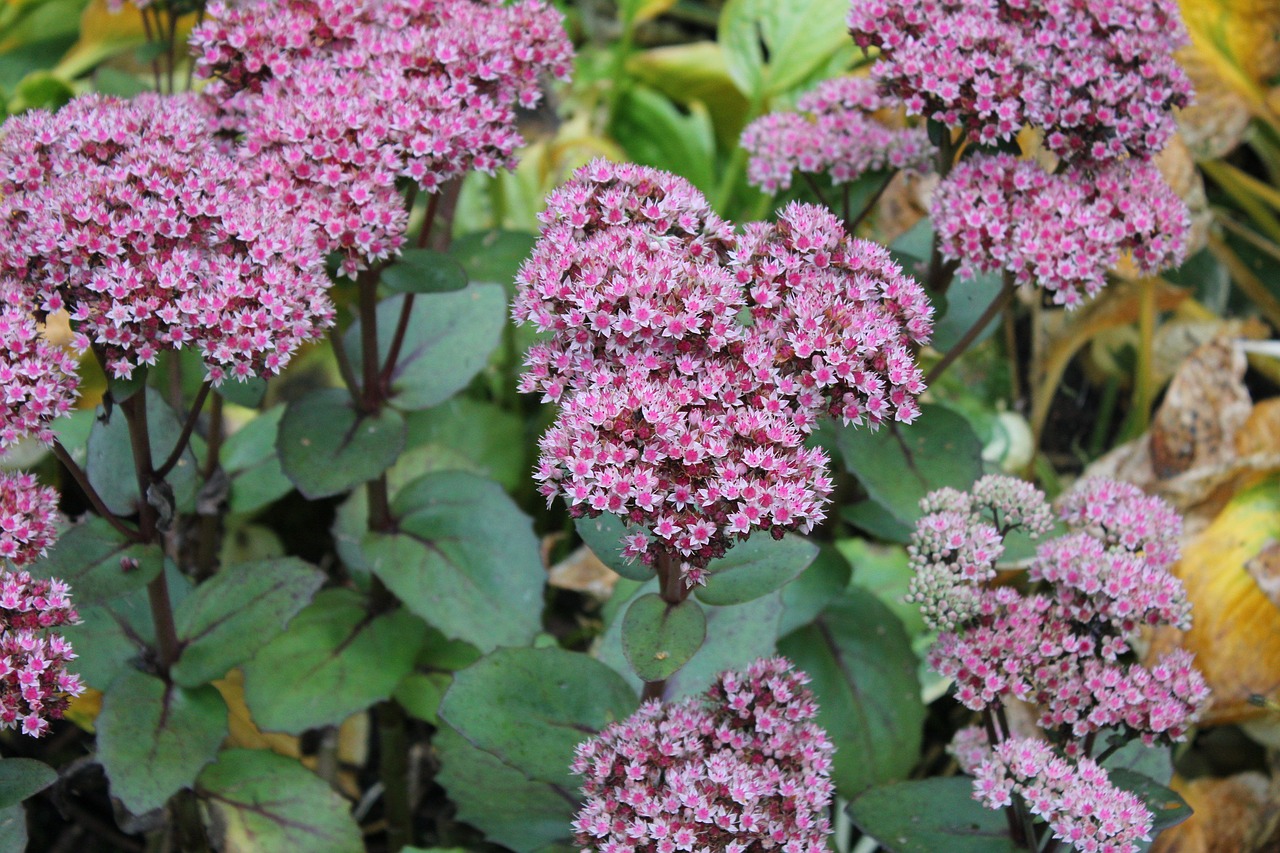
top-left (394, 672), bottom-right (450, 725)
top-left (574, 515), bottom-right (652, 581)
top-left (599, 581), bottom-right (784, 699)
top-left (435, 726), bottom-right (577, 853)
top-left (7, 70), bottom-right (72, 112)
top-left (838, 403), bottom-right (985, 527)
top-left (97, 670), bottom-right (228, 814)
top-left (86, 391), bottom-right (199, 516)
top-left (611, 86), bottom-right (717, 194)
top-left (439, 647), bottom-right (638, 789)
top-left (382, 248), bottom-right (468, 294)
top-left (779, 543), bottom-right (852, 636)
top-left (849, 777), bottom-right (1019, 853)
top-left (404, 398), bottom-right (528, 493)
top-left (64, 591), bottom-right (153, 690)
top-left (0, 759), bottom-right (56, 808)
top-left (694, 534), bottom-right (819, 606)
top-left (223, 406), bottom-right (293, 513)
top-left (360, 471), bottom-right (543, 652)
top-left (837, 538), bottom-right (926, 637)
top-left (30, 517), bottom-right (162, 605)
top-left (777, 587), bottom-right (924, 797)
top-left (718, 0), bottom-right (852, 98)
top-left (197, 749), bottom-right (362, 853)
top-left (619, 0), bottom-right (676, 25)
top-left (345, 285), bottom-right (505, 411)
top-left (1108, 769), bottom-right (1193, 832)
top-left (276, 388), bottom-right (406, 499)
top-left (171, 558), bottom-right (325, 687)
top-left (0, 804), bottom-right (24, 853)
top-left (241, 590), bottom-right (426, 733)
top-left (621, 593), bottom-right (706, 681)
top-left (448, 230), bottom-right (537, 293)
top-left (215, 377), bottom-right (267, 409)
top-left (625, 42), bottom-right (751, 149)
top-left (719, 0), bottom-right (766, 97)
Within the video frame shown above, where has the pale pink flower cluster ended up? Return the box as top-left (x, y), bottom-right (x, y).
top-left (571, 657), bottom-right (834, 853)
top-left (848, 0), bottom-right (1191, 161)
top-left (931, 153), bottom-right (1189, 308)
top-left (974, 737), bottom-right (1152, 853)
top-left (0, 473), bottom-right (59, 568)
top-left (0, 306), bottom-right (79, 448)
top-left (191, 0), bottom-right (573, 276)
top-left (0, 93), bottom-right (333, 384)
top-left (515, 161), bottom-right (932, 579)
top-left (741, 77), bottom-right (931, 193)
top-left (910, 476), bottom-right (1209, 745)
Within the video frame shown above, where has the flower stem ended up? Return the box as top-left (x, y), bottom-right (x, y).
top-left (50, 441), bottom-right (141, 542)
top-left (154, 379), bottom-right (212, 479)
top-left (925, 272), bottom-right (1019, 386)
top-left (194, 391), bottom-right (225, 579)
top-left (845, 171), bottom-right (894, 234)
top-left (377, 699), bottom-right (413, 851)
top-left (357, 266), bottom-right (382, 414)
top-left (640, 549), bottom-right (688, 703)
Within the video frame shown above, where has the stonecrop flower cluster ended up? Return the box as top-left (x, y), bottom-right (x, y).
top-left (514, 160), bottom-right (932, 583)
top-left (191, 0), bottom-right (573, 276)
top-left (571, 657), bottom-right (834, 853)
top-left (0, 305), bottom-right (79, 449)
top-left (740, 76), bottom-right (931, 193)
top-left (0, 473), bottom-right (83, 738)
top-left (908, 475), bottom-right (1209, 853)
top-left (975, 738), bottom-right (1153, 853)
top-left (0, 92), bottom-right (333, 384)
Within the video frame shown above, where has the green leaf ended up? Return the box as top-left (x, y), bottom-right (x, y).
top-left (837, 538), bottom-right (926, 638)
top-left (0, 804), bottom-right (24, 853)
top-left (86, 391), bottom-right (199, 516)
top-left (849, 777), bottom-right (1018, 853)
top-left (625, 42), bottom-right (751, 150)
top-left (197, 749), bottom-right (362, 853)
top-left (439, 647), bottom-right (638, 789)
top-left (30, 517), bottom-right (162, 605)
top-left (611, 86), bottom-right (717, 194)
top-left (345, 284), bottom-right (506, 411)
top-left (215, 377), bottom-right (267, 409)
top-left (68, 590), bottom-right (154, 690)
top-left (779, 543), bottom-right (851, 636)
top-left (621, 593), bottom-right (706, 681)
top-left (395, 672), bottom-right (450, 725)
top-left (360, 471), bottom-right (544, 652)
top-left (434, 726), bottom-right (577, 853)
top-left (276, 388), bottom-right (406, 499)
top-left (574, 515), bottom-right (652, 581)
top-left (97, 670), bottom-right (228, 815)
top-left (718, 0), bottom-right (852, 98)
top-left (8, 69), bottom-right (72, 112)
top-left (777, 587), bottom-right (924, 797)
top-left (1108, 769), bottom-right (1193, 832)
top-left (223, 406), bottom-right (294, 514)
top-left (171, 558), bottom-right (325, 687)
top-left (404, 398), bottom-right (528, 493)
top-left (241, 589), bottom-right (426, 733)
top-left (838, 403), bottom-right (985, 527)
top-left (448, 230), bottom-right (537, 292)
top-left (929, 269), bottom-right (1005, 353)
top-left (382, 248), bottom-right (468, 294)
top-left (599, 582), bottom-right (784, 699)
top-left (694, 534), bottom-right (818, 606)
top-left (0, 760), bottom-right (56, 809)
top-left (718, 0), bottom-right (767, 96)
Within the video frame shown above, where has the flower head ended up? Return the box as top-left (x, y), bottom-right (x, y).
top-left (571, 657), bottom-right (835, 853)
top-left (0, 305), bottom-right (80, 448)
top-left (974, 737), bottom-right (1153, 853)
top-left (741, 76), bottom-right (931, 193)
top-left (0, 472), bottom-right (59, 568)
top-left (515, 162), bottom-right (931, 579)
top-left (0, 93), bottom-right (333, 384)
top-left (0, 568), bottom-right (84, 738)
top-left (931, 153), bottom-right (1188, 308)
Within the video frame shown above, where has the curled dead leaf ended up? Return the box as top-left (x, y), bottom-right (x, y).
top-left (876, 171), bottom-right (935, 244)
top-left (1150, 338), bottom-right (1251, 478)
top-left (1146, 474), bottom-right (1280, 725)
top-left (1152, 772), bottom-right (1279, 853)
top-left (547, 545), bottom-right (620, 600)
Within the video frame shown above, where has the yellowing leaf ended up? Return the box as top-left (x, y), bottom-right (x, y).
top-left (54, 0), bottom-right (147, 79)
top-left (65, 687), bottom-right (102, 733)
top-left (1147, 473), bottom-right (1280, 725)
top-left (215, 669), bottom-right (301, 758)
top-left (1151, 772), bottom-right (1277, 853)
top-left (626, 42), bottom-right (751, 149)
top-left (1177, 0), bottom-right (1280, 118)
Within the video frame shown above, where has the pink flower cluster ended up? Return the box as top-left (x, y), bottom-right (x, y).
top-left (191, 0), bottom-right (573, 276)
top-left (974, 737), bottom-right (1152, 853)
top-left (0, 475), bottom-right (82, 738)
top-left (741, 76), bottom-right (931, 193)
top-left (910, 476), bottom-right (1209, 745)
top-left (0, 473), bottom-right (59, 568)
top-left (571, 657), bottom-right (834, 853)
top-left (931, 153), bottom-right (1189, 308)
top-left (0, 93), bottom-right (333, 384)
top-left (515, 161), bottom-right (932, 580)
top-left (848, 0), bottom-right (1192, 162)
top-left (0, 306), bottom-right (79, 448)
